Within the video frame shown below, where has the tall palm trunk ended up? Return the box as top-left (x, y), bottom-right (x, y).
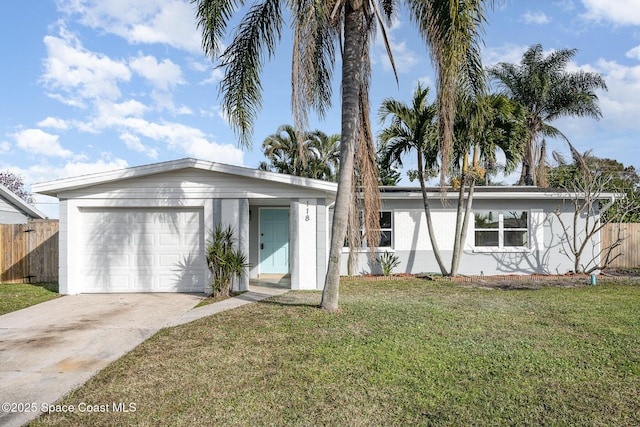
top-left (321, 1), bottom-right (364, 312)
top-left (450, 177), bottom-right (476, 276)
top-left (417, 151), bottom-right (448, 275)
top-left (518, 133), bottom-right (536, 186)
top-left (450, 147), bottom-right (477, 276)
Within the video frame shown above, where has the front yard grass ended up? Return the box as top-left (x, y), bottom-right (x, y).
top-left (32, 279), bottom-right (639, 426)
top-left (0, 282), bottom-right (59, 315)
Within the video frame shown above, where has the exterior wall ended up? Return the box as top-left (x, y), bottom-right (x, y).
top-left (0, 197), bottom-right (29, 224)
top-left (339, 197), bottom-right (596, 276)
top-left (55, 168), bottom-right (332, 294)
top-left (315, 198), bottom-right (327, 290)
top-left (221, 199), bottom-right (249, 292)
top-left (290, 198), bottom-right (318, 290)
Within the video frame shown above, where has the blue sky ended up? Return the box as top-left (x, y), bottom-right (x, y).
top-left (2, 0), bottom-right (640, 218)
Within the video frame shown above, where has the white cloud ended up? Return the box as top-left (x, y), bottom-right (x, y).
top-left (553, 0), bottom-right (575, 11)
top-left (45, 92), bottom-right (86, 108)
top-left (56, 0), bottom-right (201, 52)
top-left (37, 117), bottom-right (70, 130)
top-left (13, 128), bottom-right (74, 158)
top-left (116, 118), bottom-right (243, 164)
top-left (74, 98), bottom-right (243, 163)
top-left (129, 54), bottom-right (184, 90)
top-left (98, 99), bottom-right (149, 120)
top-left (119, 133), bottom-right (158, 158)
top-left (522, 11), bottom-right (551, 25)
top-left (626, 45), bottom-right (640, 60)
top-left (482, 44), bottom-right (529, 68)
top-left (201, 68), bottom-right (225, 85)
top-left (23, 157), bottom-right (129, 189)
top-left (150, 91), bottom-right (193, 115)
top-left (374, 18), bottom-right (422, 74)
top-left (189, 59), bottom-right (209, 73)
top-left (42, 29), bottom-right (131, 102)
top-left (588, 59), bottom-right (640, 130)
top-left (0, 141), bottom-right (10, 153)
top-left (581, 0), bottom-right (640, 25)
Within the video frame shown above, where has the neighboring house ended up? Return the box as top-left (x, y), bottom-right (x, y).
top-left (0, 184), bottom-right (46, 224)
top-left (32, 158), bottom-right (612, 295)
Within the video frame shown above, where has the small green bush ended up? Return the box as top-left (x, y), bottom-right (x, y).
top-left (377, 251), bottom-right (400, 276)
top-left (206, 225), bottom-right (249, 297)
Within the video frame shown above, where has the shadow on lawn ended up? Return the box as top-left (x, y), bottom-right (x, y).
top-left (258, 298), bottom-right (320, 309)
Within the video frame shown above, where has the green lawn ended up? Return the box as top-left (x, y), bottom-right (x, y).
top-left (32, 279), bottom-right (639, 426)
top-left (0, 282), bottom-right (59, 315)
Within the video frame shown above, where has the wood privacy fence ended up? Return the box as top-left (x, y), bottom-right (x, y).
top-left (0, 220), bottom-right (59, 283)
top-left (601, 223), bottom-right (640, 269)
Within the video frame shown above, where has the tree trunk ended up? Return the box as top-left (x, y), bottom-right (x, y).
top-left (417, 151), bottom-right (448, 275)
top-left (451, 148), bottom-right (478, 276)
top-left (519, 134), bottom-right (536, 186)
top-left (450, 178), bottom-right (476, 276)
top-left (321, 2), bottom-right (364, 312)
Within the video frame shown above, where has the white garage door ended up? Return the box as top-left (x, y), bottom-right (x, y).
top-left (80, 208), bottom-right (206, 293)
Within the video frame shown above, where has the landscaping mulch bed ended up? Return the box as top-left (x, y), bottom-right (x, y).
top-left (343, 269), bottom-right (640, 290)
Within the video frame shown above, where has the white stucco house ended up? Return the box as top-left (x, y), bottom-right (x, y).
top-left (32, 158), bottom-right (612, 295)
top-left (0, 184), bottom-right (46, 224)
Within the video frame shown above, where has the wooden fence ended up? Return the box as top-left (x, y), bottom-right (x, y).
top-left (0, 220), bottom-right (59, 283)
top-left (601, 223), bottom-right (640, 269)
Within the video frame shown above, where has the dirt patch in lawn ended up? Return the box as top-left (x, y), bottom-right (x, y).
top-left (427, 269), bottom-right (640, 290)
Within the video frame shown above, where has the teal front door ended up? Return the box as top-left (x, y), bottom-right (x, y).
top-left (260, 209), bottom-right (289, 274)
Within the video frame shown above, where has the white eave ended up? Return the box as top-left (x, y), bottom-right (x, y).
top-left (32, 158), bottom-right (338, 197)
top-left (377, 186), bottom-right (621, 201)
top-left (0, 184), bottom-right (47, 219)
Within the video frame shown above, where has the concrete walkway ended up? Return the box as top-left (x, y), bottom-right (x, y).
top-left (0, 284), bottom-right (288, 427)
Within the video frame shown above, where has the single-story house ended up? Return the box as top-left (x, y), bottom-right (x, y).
top-left (32, 158), bottom-right (612, 294)
top-left (0, 184), bottom-right (46, 224)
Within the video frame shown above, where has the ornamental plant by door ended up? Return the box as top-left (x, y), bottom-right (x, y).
top-left (206, 225), bottom-right (249, 298)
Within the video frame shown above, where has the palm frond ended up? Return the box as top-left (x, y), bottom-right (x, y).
top-left (219, 0), bottom-right (284, 147)
top-left (194, 0), bottom-right (246, 58)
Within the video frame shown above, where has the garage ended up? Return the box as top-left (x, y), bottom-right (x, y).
top-left (80, 208), bottom-right (206, 293)
top-left (32, 158), bottom-right (337, 294)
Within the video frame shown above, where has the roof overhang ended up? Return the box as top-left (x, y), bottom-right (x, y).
top-left (377, 186), bottom-right (622, 201)
top-left (32, 158), bottom-right (338, 198)
top-left (0, 184), bottom-right (47, 219)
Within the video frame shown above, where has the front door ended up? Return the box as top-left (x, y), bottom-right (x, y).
top-left (259, 208), bottom-right (289, 274)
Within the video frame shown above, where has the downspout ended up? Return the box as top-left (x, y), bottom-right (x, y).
top-left (599, 195), bottom-right (616, 212)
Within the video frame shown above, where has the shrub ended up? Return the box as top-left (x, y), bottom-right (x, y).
top-left (206, 225), bottom-right (249, 297)
top-left (376, 251), bottom-right (400, 276)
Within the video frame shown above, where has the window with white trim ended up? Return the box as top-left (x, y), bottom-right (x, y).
top-left (474, 210), bottom-right (528, 248)
top-left (375, 211), bottom-right (393, 248)
top-left (344, 211), bottom-right (393, 248)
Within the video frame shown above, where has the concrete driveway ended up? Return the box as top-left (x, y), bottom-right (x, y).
top-left (0, 293), bottom-right (203, 427)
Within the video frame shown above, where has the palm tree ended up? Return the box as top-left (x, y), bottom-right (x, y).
top-left (408, 0), bottom-right (494, 188)
top-left (262, 126), bottom-right (340, 181)
top-left (489, 44), bottom-right (607, 186)
top-left (379, 87), bottom-right (525, 276)
top-left (447, 92), bottom-right (526, 275)
top-left (378, 84), bottom-right (447, 273)
top-left (307, 130), bottom-right (341, 181)
top-left (194, 0), bottom-right (494, 311)
top-left (262, 124), bottom-right (311, 176)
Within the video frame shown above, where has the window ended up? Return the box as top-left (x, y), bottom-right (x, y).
top-left (474, 211), bottom-right (528, 249)
top-left (377, 211), bottom-right (393, 247)
top-left (344, 211), bottom-right (393, 248)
